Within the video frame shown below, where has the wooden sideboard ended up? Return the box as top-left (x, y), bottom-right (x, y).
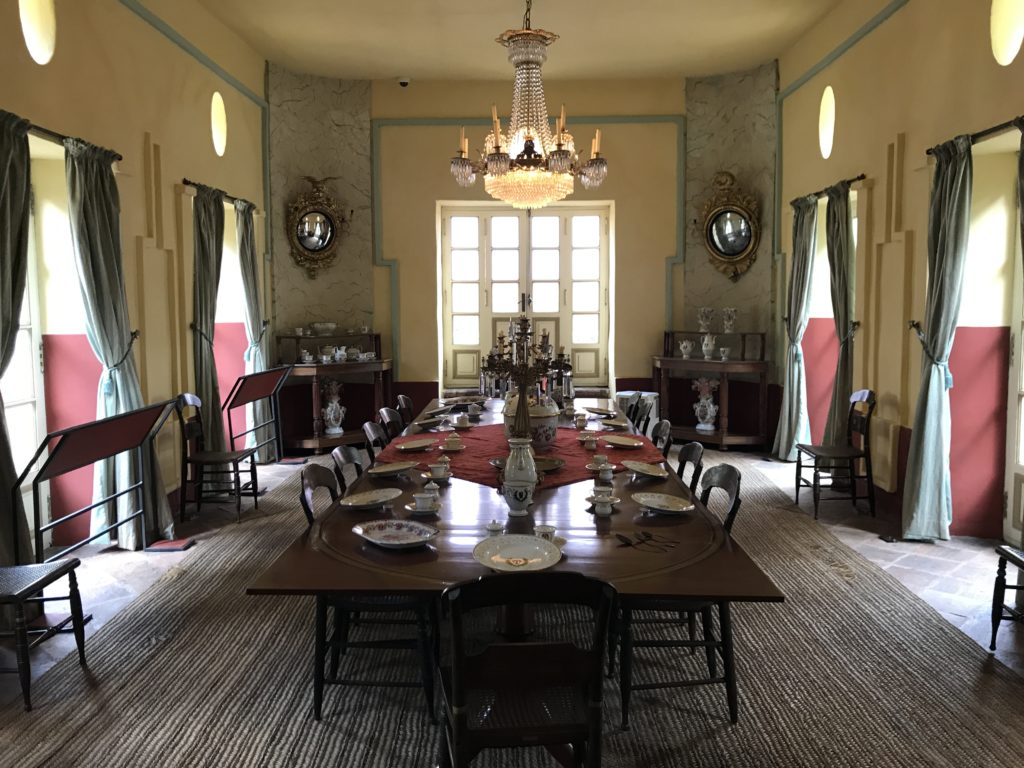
top-left (654, 329), bottom-right (769, 450)
top-left (283, 359), bottom-right (393, 453)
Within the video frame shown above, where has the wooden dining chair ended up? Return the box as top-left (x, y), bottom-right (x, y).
top-left (623, 392), bottom-right (642, 427)
top-left (675, 441), bottom-right (704, 494)
top-left (378, 407), bottom-right (404, 442)
top-left (632, 397), bottom-right (654, 435)
top-left (610, 462), bottom-right (743, 729)
top-left (175, 392), bottom-right (259, 523)
top-left (362, 421), bottom-right (388, 464)
top-left (329, 445), bottom-right (364, 495)
top-left (396, 394), bottom-right (415, 427)
top-left (298, 466), bottom-right (438, 722)
top-left (438, 572), bottom-right (616, 768)
top-left (650, 419), bottom-right (673, 459)
top-left (795, 388), bottom-right (876, 519)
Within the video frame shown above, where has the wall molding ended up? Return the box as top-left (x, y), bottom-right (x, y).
top-left (372, 114), bottom-right (685, 379)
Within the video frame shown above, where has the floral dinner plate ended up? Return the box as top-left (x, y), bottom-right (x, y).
top-left (631, 492), bottom-right (695, 515)
top-left (603, 435), bottom-right (644, 449)
top-left (352, 519), bottom-right (438, 548)
top-left (367, 461), bottom-right (419, 477)
top-left (396, 438), bottom-right (437, 452)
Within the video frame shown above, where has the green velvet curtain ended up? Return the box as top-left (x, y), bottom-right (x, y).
top-left (902, 136), bottom-right (973, 541)
top-left (235, 199), bottom-right (271, 461)
top-left (773, 196), bottom-right (818, 461)
top-left (822, 181), bottom-right (855, 448)
top-left (0, 111), bottom-right (33, 566)
top-left (65, 138), bottom-right (174, 549)
top-left (191, 185), bottom-right (226, 454)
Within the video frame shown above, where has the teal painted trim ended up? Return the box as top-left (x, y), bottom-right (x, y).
top-left (666, 116), bottom-right (686, 330)
top-left (117, 0), bottom-right (267, 108)
top-left (773, 0), bottom-right (909, 256)
top-left (372, 114), bottom-right (685, 377)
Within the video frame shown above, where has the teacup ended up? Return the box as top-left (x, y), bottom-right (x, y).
top-left (679, 339), bottom-right (694, 359)
top-left (361, 325), bottom-right (370, 333)
top-left (719, 347), bottom-right (731, 361)
top-left (428, 464), bottom-right (449, 479)
top-left (594, 501), bottom-right (614, 517)
top-left (574, 414), bottom-right (588, 429)
top-left (486, 519), bottom-right (504, 536)
top-left (468, 403), bottom-right (482, 416)
top-left (584, 436), bottom-right (598, 450)
top-left (444, 435), bottom-right (462, 448)
top-left (534, 524), bottom-right (556, 542)
top-left (413, 492), bottom-right (435, 511)
top-left (593, 454), bottom-right (609, 466)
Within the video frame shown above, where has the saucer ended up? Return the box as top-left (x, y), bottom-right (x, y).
top-left (585, 462), bottom-right (617, 472)
top-left (420, 471), bottom-right (451, 484)
top-left (438, 444), bottom-right (465, 453)
top-left (585, 495), bottom-right (621, 505)
top-left (404, 501), bottom-right (441, 515)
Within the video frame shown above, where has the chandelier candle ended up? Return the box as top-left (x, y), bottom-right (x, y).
top-left (449, 0), bottom-right (608, 209)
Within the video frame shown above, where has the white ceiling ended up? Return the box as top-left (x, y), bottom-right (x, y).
top-left (197, 0), bottom-right (842, 81)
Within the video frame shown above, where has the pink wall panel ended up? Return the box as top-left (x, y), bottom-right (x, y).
top-left (42, 334), bottom-right (102, 546)
top-left (801, 318), bottom-right (839, 445)
top-left (213, 322), bottom-right (248, 449)
top-left (948, 326), bottom-right (1008, 539)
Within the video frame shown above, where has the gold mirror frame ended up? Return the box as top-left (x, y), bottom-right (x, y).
top-left (700, 171), bottom-right (760, 282)
top-left (287, 176), bottom-right (346, 278)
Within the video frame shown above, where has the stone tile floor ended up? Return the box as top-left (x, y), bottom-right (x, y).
top-left (3, 451), bottom-right (1022, 710)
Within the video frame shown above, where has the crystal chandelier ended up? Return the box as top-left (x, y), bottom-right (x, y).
top-left (449, 0), bottom-right (608, 209)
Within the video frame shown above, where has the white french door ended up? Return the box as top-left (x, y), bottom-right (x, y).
top-left (440, 204), bottom-right (610, 389)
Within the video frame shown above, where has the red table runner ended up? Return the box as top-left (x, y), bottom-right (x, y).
top-left (374, 424), bottom-right (667, 490)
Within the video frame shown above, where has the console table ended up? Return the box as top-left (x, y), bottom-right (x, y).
top-left (655, 330), bottom-right (769, 450)
top-left (283, 359), bottom-right (393, 453)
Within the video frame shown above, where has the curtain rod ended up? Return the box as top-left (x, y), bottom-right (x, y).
top-left (926, 116), bottom-right (1022, 155)
top-left (791, 173), bottom-right (865, 206)
top-left (28, 124), bottom-right (124, 162)
top-left (181, 177), bottom-right (250, 206)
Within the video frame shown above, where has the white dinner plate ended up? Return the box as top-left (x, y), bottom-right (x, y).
top-left (584, 407), bottom-right (616, 417)
top-left (419, 471), bottom-right (451, 484)
top-left (601, 419), bottom-right (631, 430)
top-left (414, 417), bottom-right (445, 429)
top-left (438, 444), bottom-right (465, 453)
top-left (339, 487), bottom-right (404, 510)
top-left (472, 534), bottom-right (562, 572)
top-left (367, 461), bottom-right (419, 477)
top-left (622, 460), bottom-right (669, 478)
top-left (352, 519), bottom-right (438, 548)
top-left (631, 492), bottom-right (695, 514)
top-left (396, 438), bottom-right (437, 452)
top-left (585, 462), bottom-right (617, 472)
top-left (603, 435), bottom-right (644, 449)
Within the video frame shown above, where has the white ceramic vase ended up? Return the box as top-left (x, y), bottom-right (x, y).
top-left (694, 397), bottom-right (718, 433)
top-left (322, 398), bottom-right (346, 435)
top-left (501, 437), bottom-right (538, 516)
top-left (701, 333), bottom-right (717, 360)
top-left (721, 307), bottom-right (738, 333)
top-left (697, 306), bottom-right (714, 333)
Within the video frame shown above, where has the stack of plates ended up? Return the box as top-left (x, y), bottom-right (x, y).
top-left (339, 488), bottom-right (404, 509)
top-left (352, 519), bottom-right (438, 548)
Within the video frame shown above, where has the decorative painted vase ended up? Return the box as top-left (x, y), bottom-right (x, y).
top-left (501, 437), bottom-right (538, 516)
top-left (679, 340), bottom-right (694, 359)
top-left (721, 307), bottom-right (738, 333)
top-left (694, 397), bottom-right (718, 433)
top-left (701, 333), bottom-right (717, 360)
top-left (697, 306), bottom-right (715, 333)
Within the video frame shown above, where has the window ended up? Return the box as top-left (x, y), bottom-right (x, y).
top-left (440, 205), bottom-right (610, 388)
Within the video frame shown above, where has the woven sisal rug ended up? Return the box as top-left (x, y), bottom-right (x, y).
top-left (0, 454), bottom-right (1021, 767)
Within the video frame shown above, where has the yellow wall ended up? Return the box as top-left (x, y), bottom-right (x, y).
top-left (371, 79), bottom-right (684, 383)
top-left (0, 0), bottom-right (267, 495)
top-left (778, 0), bottom-right (1023, 429)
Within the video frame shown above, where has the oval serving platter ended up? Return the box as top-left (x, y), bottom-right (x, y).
top-left (472, 534), bottom-right (562, 572)
top-left (622, 460), bottom-right (669, 478)
top-left (367, 461), bottom-right (419, 477)
top-left (631, 492), bottom-right (695, 515)
top-left (352, 519), bottom-right (438, 549)
top-left (338, 487), bottom-right (404, 510)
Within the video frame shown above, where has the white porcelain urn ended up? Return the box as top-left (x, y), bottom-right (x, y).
top-left (701, 334), bottom-right (717, 360)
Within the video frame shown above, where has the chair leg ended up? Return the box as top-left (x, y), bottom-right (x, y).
top-left (329, 607), bottom-right (347, 680)
top-left (313, 597), bottom-right (326, 721)
top-left (250, 460), bottom-right (259, 511)
top-left (700, 606), bottom-right (717, 678)
top-left (991, 557), bottom-right (1008, 651)
top-left (812, 463), bottom-right (821, 520)
top-left (687, 611), bottom-right (697, 655)
top-left (865, 453), bottom-right (876, 517)
top-left (14, 603), bottom-right (31, 711)
top-left (794, 451), bottom-right (802, 504)
top-left (68, 570), bottom-right (87, 666)
top-left (179, 457), bottom-right (188, 523)
top-left (233, 462), bottom-right (243, 523)
top-left (618, 606), bottom-right (634, 731)
top-left (720, 602), bottom-right (738, 724)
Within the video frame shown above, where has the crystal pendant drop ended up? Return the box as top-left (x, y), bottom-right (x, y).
top-left (450, 156), bottom-right (477, 187)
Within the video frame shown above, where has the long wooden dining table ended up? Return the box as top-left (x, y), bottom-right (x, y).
top-left (247, 397), bottom-right (783, 605)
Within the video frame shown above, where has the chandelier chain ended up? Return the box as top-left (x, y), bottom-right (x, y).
top-left (523, 0), bottom-right (532, 29)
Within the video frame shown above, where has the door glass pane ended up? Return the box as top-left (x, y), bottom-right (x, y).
top-left (572, 248), bottom-right (600, 280)
top-left (531, 249), bottom-right (559, 281)
top-left (532, 282), bottom-right (559, 313)
top-left (492, 282), bottom-right (520, 313)
top-left (452, 315), bottom-right (479, 346)
top-left (5, 403), bottom-right (37, 474)
top-left (450, 217), bottom-right (478, 249)
top-left (0, 329), bottom-right (34, 403)
top-left (572, 216), bottom-right (600, 248)
top-left (491, 249), bottom-right (519, 281)
top-left (451, 250), bottom-right (479, 281)
top-left (573, 314), bottom-right (599, 344)
top-left (531, 216), bottom-right (559, 247)
top-left (490, 217), bottom-right (519, 248)
top-left (572, 281), bottom-right (600, 313)
top-left (451, 283), bottom-right (479, 313)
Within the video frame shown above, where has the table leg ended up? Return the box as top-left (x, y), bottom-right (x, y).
top-left (718, 373), bottom-right (730, 450)
top-left (657, 364), bottom-right (669, 424)
top-left (991, 556), bottom-right (1007, 650)
top-left (496, 605), bottom-right (534, 640)
top-left (14, 603), bottom-right (31, 710)
top-left (314, 596), bottom-right (326, 720)
top-left (312, 373), bottom-right (323, 438)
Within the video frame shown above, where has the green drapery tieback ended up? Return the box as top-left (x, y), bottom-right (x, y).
top-left (909, 320), bottom-right (953, 390)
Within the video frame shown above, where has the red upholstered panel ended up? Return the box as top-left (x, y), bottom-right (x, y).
top-left (213, 322), bottom-right (248, 448)
top-left (801, 318), bottom-right (839, 445)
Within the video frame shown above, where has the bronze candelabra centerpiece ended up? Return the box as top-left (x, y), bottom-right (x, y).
top-left (480, 315), bottom-right (572, 438)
